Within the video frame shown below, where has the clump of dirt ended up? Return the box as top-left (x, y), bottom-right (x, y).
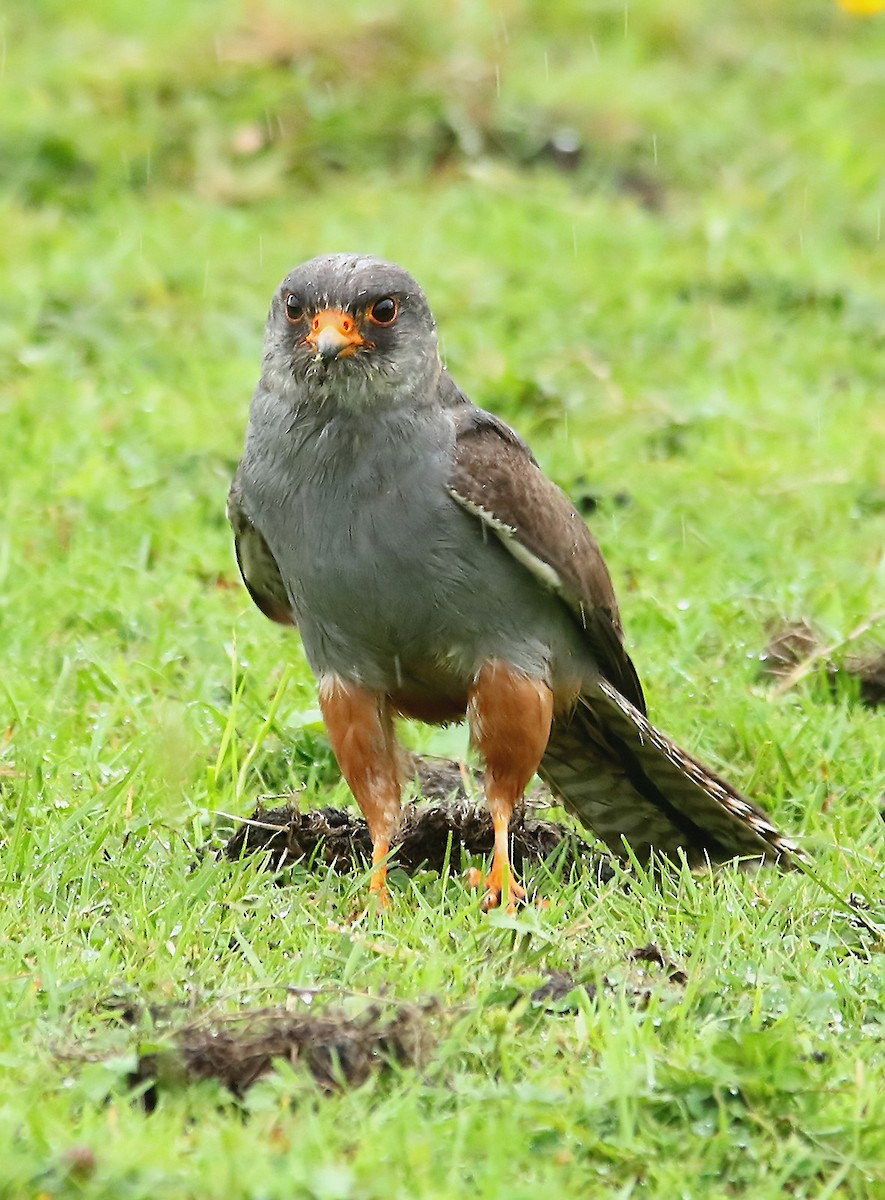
top-left (626, 942), bottom-right (689, 986)
top-left (223, 804), bottom-right (372, 874)
top-left (529, 970), bottom-right (597, 1007)
top-left (851, 653), bottom-right (885, 707)
top-left (224, 758), bottom-right (611, 882)
top-left (758, 619), bottom-right (820, 677)
top-left (126, 1001), bottom-right (436, 1107)
top-left (525, 944), bottom-right (688, 1013)
top-left (413, 756), bottom-right (477, 802)
top-left (759, 619), bottom-right (885, 706)
top-left (72, 940), bottom-right (687, 1106)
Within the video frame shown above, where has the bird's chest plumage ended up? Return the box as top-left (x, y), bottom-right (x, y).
top-left (292, 432), bottom-right (454, 638)
top-left (238, 384), bottom-right (591, 702)
top-left (241, 403), bottom-right (495, 689)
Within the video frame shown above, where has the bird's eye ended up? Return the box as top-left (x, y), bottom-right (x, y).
top-left (368, 296), bottom-right (398, 326)
top-left (284, 294), bottom-right (305, 323)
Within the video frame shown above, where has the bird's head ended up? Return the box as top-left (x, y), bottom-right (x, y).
top-left (261, 254), bottom-right (441, 410)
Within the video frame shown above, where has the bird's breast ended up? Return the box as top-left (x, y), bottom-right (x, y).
top-left (241, 406), bottom-right (591, 701)
top-left (246, 411), bottom-right (470, 672)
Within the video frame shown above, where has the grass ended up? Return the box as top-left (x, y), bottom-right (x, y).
top-left (2, 0), bottom-right (885, 1195)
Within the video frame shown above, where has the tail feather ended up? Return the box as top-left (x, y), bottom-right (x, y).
top-left (539, 679), bottom-right (799, 866)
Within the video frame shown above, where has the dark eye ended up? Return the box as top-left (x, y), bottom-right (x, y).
top-left (284, 294), bottom-right (305, 323)
top-left (368, 296), bottom-right (398, 326)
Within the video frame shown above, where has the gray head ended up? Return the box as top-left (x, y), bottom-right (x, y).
top-left (260, 254), bottom-right (441, 410)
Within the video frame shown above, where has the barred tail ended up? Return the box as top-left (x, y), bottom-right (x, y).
top-left (539, 679), bottom-right (799, 866)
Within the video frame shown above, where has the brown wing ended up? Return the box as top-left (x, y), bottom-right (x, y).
top-left (227, 475), bottom-right (295, 627)
top-left (449, 406), bottom-right (646, 713)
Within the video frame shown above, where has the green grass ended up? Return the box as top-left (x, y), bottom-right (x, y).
top-left (3, 0), bottom-right (885, 1195)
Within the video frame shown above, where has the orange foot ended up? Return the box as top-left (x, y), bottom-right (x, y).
top-left (466, 866), bottom-right (543, 912)
top-left (478, 810), bottom-right (527, 912)
top-left (367, 843), bottom-right (392, 907)
top-left (480, 863), bottom-right (527, 913)
top-left (368, 869), bottom-right (391, 909)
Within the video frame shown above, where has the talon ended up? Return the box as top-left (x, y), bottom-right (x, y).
top-left (465, 866), bottom-right (483, 890)
top-left (481, 869), bottom-right (526, 914)
top-left (480, 807), bottom-right (528, 913)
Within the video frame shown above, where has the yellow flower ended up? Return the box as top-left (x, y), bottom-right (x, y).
top-left (837, 0), bottom-right (885, 13)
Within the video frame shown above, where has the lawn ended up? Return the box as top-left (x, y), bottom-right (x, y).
top-left (2, 0), bottom-right (885, 1196)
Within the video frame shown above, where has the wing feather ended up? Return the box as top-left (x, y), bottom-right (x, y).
top-left (449, 405), bottom-right (646, 713)
top-left (227, 476), bottom-right (295, 627)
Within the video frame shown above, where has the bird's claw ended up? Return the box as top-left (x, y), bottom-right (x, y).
top-left (465, 865), bottom-right (527, 913)
top-left (480, 878), bottom-right (527, 913)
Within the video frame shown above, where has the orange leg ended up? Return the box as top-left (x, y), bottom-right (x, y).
top-left (467, 661), bottom-right (554, 912)
top-left (318, 676), bottom-right (402, 906)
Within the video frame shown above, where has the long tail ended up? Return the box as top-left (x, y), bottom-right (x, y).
top-left (539, 679), bottom-right (800, 866)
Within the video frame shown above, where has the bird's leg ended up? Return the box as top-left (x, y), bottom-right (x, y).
top-left (468, 661), bottom-right (554, 912)
top-left (318, 676), bottom-right (402, 906)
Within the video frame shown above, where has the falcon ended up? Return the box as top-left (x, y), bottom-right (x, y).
top-left (228, 254), bottom-right (798, 909)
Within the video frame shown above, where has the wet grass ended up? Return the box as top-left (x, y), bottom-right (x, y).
top-left (2, 0), bottom-right (885, 1196)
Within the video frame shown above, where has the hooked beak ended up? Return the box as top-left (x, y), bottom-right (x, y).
top-left (304, 309), bottom-right (366, 361)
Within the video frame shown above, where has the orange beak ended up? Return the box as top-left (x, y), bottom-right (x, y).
top-left (305, 309), bottom-right (366, 360)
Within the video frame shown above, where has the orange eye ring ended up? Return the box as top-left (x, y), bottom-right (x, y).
top-left (284, 294), bottom-right (305, 323)
top-left (368, 297), bottom-right (398, 326)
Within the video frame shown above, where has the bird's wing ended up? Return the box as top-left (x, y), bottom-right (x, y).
top-left (448, 404), bottom-right (646, 713)
top-left (227, 475), bottom-right (295, 627)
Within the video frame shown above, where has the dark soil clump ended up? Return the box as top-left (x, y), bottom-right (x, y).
top-left (759, 619), bottom-right (885, 707)
top-left (130, 1002), bottom-right (435, 1106)
top-left (529, 970), bottom-right (597, 1007)
top-left (224, 786), bottom-right (611, 883)
top-left (524, 944), bottom-right (687, 1014)
top-left (626, 942), bottom-right (689, 985)
top-left (849, 652), bottom-right (885, 707)
top-left (758, 619), bottom-right (820, 677)
top-left (223, 757), bottom-right (611, 880)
